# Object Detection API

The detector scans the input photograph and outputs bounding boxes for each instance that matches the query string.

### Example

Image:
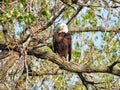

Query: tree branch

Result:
[78,73,106,89]
[110,0,120,3]
[0,26,119,51]
[35,6,66,33]
[108,56,120,72]
[22,65,60,76]
[60,0,76,10]
[78,73,88,90]
[69,26,120,32]
[67,1,88,24]
[27,47,120,76]
[77,3,120,8]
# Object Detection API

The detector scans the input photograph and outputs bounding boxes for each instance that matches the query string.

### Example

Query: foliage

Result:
[0,0,120,90]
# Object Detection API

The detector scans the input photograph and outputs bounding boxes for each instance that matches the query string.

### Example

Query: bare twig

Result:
[67,1,88,25]
[61,0,76,10]
[35,6,66,33]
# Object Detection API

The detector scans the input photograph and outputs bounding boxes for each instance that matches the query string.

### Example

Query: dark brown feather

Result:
[53,31,71,61]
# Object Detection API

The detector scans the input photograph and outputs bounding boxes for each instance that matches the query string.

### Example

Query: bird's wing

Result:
[66,33,72,61]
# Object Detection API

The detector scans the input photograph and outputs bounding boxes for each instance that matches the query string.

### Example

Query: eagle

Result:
[53,23,72,61]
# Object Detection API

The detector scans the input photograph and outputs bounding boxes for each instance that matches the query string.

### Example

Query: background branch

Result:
[36,6,66,33]
[69,26,120,32]
[77,3,120,8]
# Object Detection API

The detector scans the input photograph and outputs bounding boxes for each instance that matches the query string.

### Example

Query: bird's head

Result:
[59,23,68,33]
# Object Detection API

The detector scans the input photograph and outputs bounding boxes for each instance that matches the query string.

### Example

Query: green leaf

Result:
[41,9,50,19]
[89,39,94,46]
[19,3,24,10]
[6,13,12,19]
[72,49,80,57]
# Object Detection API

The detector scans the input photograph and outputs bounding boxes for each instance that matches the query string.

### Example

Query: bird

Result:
[53,23,72,61]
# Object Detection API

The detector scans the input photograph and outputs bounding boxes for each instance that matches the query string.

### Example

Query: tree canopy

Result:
[0,0,120,90]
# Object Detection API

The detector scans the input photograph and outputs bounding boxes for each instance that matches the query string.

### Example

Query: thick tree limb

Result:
[28,47,120,76]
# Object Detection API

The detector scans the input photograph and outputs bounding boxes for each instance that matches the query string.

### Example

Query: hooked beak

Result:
[59,25,63,30]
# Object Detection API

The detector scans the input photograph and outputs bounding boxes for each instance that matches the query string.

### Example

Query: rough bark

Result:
[28,48,120,76]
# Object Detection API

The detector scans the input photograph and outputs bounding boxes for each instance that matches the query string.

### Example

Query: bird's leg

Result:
[61,56,67,61]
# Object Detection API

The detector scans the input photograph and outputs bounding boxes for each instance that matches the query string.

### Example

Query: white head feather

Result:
[59,23,68,33]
